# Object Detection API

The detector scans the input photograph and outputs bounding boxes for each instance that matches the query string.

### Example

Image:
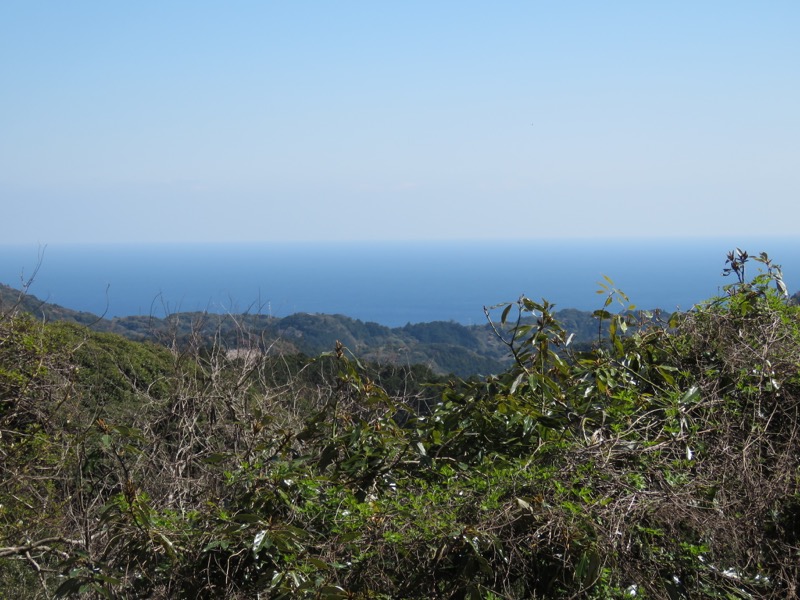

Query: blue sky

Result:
[2,2,799,243]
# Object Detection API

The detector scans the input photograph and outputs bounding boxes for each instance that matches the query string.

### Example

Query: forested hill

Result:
[0,283,604,377]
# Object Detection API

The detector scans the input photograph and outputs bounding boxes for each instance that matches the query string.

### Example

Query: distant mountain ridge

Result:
[1,282,610,377]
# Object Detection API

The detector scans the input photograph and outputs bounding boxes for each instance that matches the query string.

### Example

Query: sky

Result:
[2,2,799,244]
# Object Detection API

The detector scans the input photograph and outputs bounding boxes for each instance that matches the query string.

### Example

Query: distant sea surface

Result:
[1,239,797,327]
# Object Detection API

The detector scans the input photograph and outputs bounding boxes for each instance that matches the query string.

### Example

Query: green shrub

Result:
[3,250,800,598]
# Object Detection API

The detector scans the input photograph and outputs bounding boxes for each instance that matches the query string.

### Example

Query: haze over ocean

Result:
[2,238,797,327]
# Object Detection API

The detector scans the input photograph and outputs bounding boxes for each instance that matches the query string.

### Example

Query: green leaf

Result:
[155,531,177,561]
[233,512,263,524]
[203,540,230,552]
[500,303,513,324]
[253,529,271,554]
[516,497,533,511]
[509,372,525,395]
[680,386,700,404]
[202,453,228,465]
[54,579,85,597]
[318,444,338,470]
[656,366,676,386]
[307,557,330,570]
[318,585,349,599]
[95,573,123,586]
[776,277,788,296]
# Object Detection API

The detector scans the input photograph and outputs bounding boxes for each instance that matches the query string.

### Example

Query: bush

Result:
[2,250,800,598]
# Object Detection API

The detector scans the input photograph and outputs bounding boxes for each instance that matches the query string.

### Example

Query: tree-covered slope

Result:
[2,282,613,377]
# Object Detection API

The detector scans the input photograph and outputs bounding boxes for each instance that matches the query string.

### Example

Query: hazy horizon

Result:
[3,237,797,326]
[3,3,799,245]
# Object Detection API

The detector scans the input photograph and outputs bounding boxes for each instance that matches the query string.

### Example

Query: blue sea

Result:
[1,239,797,327]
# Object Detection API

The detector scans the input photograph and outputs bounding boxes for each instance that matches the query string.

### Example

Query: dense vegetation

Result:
[2,250,800,598]
[0,283,611,377]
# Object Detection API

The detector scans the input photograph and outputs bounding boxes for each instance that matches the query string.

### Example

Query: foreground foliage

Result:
[1,250,799,598]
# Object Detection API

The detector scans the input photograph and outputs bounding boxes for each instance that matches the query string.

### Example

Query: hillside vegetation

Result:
[2,250,800,598]
[0,283,610,378]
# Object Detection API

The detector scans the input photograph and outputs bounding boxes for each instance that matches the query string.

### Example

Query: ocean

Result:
[1,238,797,327]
